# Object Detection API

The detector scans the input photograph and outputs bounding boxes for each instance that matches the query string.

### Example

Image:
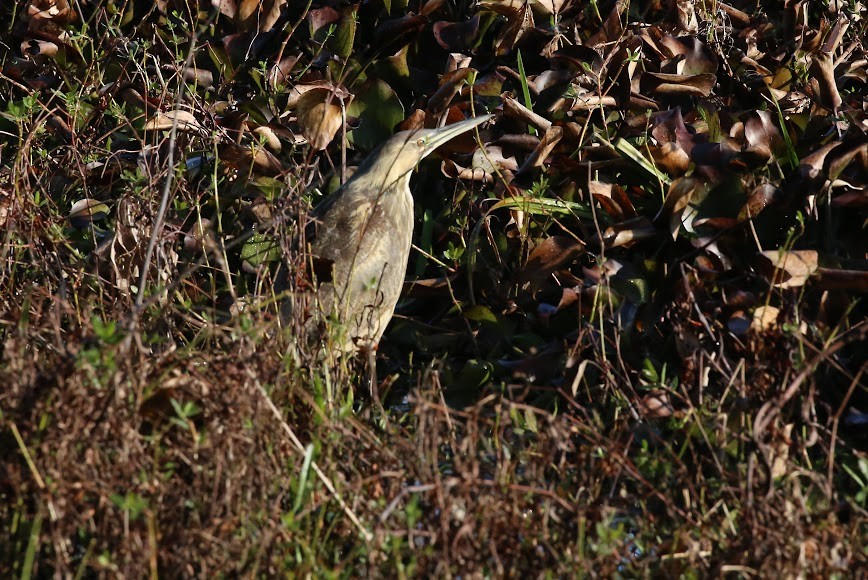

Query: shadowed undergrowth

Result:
[1,0,867,576]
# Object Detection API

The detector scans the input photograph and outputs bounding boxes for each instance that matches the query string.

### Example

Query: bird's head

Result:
[357,114,492,193]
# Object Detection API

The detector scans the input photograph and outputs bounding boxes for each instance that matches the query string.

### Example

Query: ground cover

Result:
[1,0,866,576]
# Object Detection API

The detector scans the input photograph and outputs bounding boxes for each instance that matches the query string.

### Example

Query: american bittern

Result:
[284,114,492,353]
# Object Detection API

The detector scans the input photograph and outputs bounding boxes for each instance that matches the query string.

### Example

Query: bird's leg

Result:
[364,342,389,423]
[367,344,377,398]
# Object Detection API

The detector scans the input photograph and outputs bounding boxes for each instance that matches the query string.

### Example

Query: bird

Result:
[282,113,492,354]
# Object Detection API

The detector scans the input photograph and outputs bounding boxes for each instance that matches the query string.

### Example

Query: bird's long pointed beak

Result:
[423,113,492,154]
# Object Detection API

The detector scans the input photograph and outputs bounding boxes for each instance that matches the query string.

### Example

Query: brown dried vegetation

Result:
[1,0,867,576]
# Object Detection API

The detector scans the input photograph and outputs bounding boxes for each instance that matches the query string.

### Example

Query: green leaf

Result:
[330,5,358,59]
[612,275,650,304]
[611,137,672,186]
[292,444,315,514]
[240,233,281,266]
[516,49,537,136]
[454,359,493,391]
[347,79,404,151]
[464,305,498,324]
[489,196,593,219]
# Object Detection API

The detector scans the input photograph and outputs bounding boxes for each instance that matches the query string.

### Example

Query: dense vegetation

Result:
[1,0,866,576]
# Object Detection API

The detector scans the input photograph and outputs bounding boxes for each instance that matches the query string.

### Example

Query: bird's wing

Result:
[307,186,375,262]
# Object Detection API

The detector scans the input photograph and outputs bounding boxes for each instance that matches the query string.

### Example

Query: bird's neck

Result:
[350,167,413,202]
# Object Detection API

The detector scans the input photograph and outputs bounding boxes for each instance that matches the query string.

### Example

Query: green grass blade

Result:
[516,50,537,136]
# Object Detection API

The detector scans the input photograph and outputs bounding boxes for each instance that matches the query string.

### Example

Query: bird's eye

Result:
[416,137,425,147]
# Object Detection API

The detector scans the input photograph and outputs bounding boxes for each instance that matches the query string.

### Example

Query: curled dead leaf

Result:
[650,141,690,176]
[479,0,535,55]
[441,159,494,183]
[519,235,584,287]
[514,125,563,179]
[752,305,781,332]
[756,250,819,289]
[642,72,716,97]
[179,66,214,88]
[21,39,59,58]
[252,125,281,153]
[809,51,842,110]
[502,95,552,133]
[432,14,481,52]
[472,145,518,174]
[219,142,283,176]
[593,218,656,249]
[655,177,705,239]
[68,198,110,229]
[739,183,782,221]
[236,0,286,32]
[296,87,350,151]
[145,109,204,133]
[427,68,476,116]
[741,110,784,163]
[638,391,674,419]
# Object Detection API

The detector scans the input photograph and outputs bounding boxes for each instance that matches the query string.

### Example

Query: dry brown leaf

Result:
[252,125,281,153]
[268,55,300,89]
[566,92,618,110]
[756,250,819,289]
[751,305,781,332]
[831,189,868,207]
[432,14,481,52]
[741,110,784,162]
[650,141,690,176]
[638,391,674,419]
[473,145,517,173]
[809,51,842,110]
[296,88,348,151]
[428,68,476,115]
[288,80,339,109]
[179,66,214,88]
[659,35,718,76]
[213,0,236,18]
[519,236,584,287]
[26,0,75,26]
[595,218,657,249]
[145,109,203,133]
[586,5,624,47]
[557,287,579,312]
[675,0,698,33]
[441,160,495,184]
[374,13,427,48]
[21,39,59,58]
[306,6,340,39]
[589,181,626,221]
[219,142,284,175]
[515,125,562,176]
[236,0,286,32]
[739,183,782,221]
[642,72,717,97]
[480,0,534,55]
[655,177,704,239]
[502,95,552,133]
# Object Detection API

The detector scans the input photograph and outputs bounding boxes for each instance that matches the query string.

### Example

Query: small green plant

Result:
[110,492,149,522]
[842,457,868,506]
[169,398,202,432]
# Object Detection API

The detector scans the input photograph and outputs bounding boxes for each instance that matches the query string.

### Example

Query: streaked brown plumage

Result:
[284,114,491,353]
